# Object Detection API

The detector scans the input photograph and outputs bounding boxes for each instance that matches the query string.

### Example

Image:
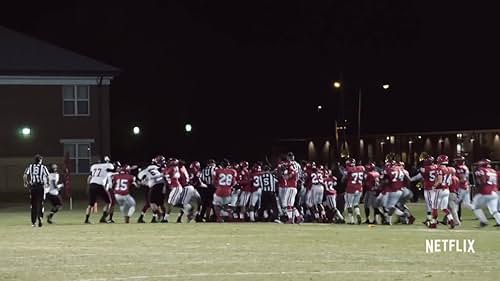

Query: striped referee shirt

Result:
[200,165,216,186]
[24,163,50,186]
[259,172,278,192]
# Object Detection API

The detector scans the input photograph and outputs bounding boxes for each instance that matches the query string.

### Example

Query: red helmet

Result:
[454,156,465,165]
[476,159,491,168]
[252,163,262,172]
[189,161,201,171]
[345,158,356,167]
[436,155,449,165]
[384,159,395,168]
[167,158,179,167]
[422,156,434,166]
[152,155,166,166]
[239,161,249,169]
[232,162,240,170]
[365,162,375,171]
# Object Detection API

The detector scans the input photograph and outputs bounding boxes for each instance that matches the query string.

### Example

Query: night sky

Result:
[1,1,498,162]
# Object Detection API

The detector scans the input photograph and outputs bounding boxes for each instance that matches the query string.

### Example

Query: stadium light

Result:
[132,126,140,135]
[333,81,341,88]
[317,105,322,111]
[382,84,390,90]
[20,127,31,137]
[185,123,192,133]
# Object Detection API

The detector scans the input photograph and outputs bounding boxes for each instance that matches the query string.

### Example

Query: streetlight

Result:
[185,123,192,133]
[20,127,31,137]
[132,126,140,135]
[333,81,341,89]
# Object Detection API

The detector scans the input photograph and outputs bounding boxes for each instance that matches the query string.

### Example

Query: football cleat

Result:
[479,222,488,228]
[408,216,415,225]
[137,217,146,224]
[356,215,362,225]
[448,219,455,229]
[493,224,500,227]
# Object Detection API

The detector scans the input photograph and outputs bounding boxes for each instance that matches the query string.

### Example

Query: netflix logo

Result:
[425,239,476,254]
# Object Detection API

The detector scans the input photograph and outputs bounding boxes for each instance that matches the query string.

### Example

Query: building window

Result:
[63,85,90,116]
[63,142,91,174]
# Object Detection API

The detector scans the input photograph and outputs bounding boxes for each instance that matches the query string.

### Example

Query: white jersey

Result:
[89,163,115,186]
[105,172,117,191]
[48,172,63,196]
[137,165,165,188]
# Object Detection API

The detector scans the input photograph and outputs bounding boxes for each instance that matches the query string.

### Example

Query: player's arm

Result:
[433,171,443,189]
[410,172,423,182]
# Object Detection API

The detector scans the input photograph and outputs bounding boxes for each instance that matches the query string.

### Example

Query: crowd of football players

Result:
[44,152,500,229]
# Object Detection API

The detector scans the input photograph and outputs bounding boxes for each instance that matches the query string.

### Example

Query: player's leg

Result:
[98,186,112,223]
[438,189,454,228]
[386,191,403,225]
[352,191,363,225]
[429,190,439,228]
[484,194,500,226]
[212,194,224,222]
[471,194,488,226]
[423,190,432,223]
[313,185,325,221]
[238,191,249,220]
[345,193,355,224]
[248,189,261,222]
[85,184,98,223]
[448,192,460,226]
[363,191,371,224]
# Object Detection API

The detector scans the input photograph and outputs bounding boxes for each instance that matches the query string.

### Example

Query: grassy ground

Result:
[0,202,499,281]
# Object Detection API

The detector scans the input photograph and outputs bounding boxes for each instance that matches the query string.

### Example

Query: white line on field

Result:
[73,269,490,281]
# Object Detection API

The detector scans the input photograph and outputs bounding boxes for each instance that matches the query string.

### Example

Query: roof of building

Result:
[0,26,119,76]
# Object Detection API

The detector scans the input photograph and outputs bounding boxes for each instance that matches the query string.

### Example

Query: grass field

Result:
[0,202,499,281]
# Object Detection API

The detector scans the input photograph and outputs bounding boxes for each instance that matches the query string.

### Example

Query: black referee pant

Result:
[29,183,44,225]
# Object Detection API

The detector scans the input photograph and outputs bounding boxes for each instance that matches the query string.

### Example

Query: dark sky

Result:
[1,1,498,161]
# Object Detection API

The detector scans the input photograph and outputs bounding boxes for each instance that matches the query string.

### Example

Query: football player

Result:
[447,166,461,226]
[430,155,454,229]
[85,156,115,224]
[105,161,121,223]
[137,156,166,223]
[454,156,473,218]
[363,162,379,224]
[323,169,344,223]
[46,164,63,224]
[212,159,238,222]
[472,159,500,227]
[111,165,138,223]
[343,158,365,224]
[163,158,184,223]
[382,161,409,225]
[278,158,303,224]
[410,155,438,225]
[395,162,415,224]
[241,163,263,222]
[236,161,251,221]
[305,164,325,222]
[175,160,201,223]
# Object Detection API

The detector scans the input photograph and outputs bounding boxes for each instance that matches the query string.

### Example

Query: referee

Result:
[196,159,216,222]
[23,154,49,227]
[259,165,279,222]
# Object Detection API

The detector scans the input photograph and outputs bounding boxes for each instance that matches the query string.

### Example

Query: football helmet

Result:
[345,158,356,167]
[476,159,491,168]
[454,156,465,165]
[365,162,375,171]
[190,161,201,171]
[422,155,434,166]
[240,161,249,169]
[436,155,449,165]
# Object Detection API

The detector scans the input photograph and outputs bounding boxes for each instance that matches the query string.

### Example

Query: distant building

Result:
[274,129,500,167]
[0,26,119,198]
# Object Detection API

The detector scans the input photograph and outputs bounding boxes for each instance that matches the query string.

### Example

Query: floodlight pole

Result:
[357,88,362,161]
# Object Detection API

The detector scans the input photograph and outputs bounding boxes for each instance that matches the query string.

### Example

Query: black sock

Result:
[109,212,114,220]
[364,208,370,220]
[85,214,90,221]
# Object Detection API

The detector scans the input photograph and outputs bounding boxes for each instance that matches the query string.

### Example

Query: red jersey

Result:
[112,173,135,196]
[324,175,337,195]
[420,165,439,190]
[179,166,190,187]
[248,171,262,192]
[214,168,237,197]
[364,171,380,192]
[450,175,460,193]
[239,168,253,192]
[346,166,365,193]
[436,166,452,190]
[278,163,298,188]
[388,166,406,192]
[474,167,498,195]
[455,164,470,190]
[164,166,182,188]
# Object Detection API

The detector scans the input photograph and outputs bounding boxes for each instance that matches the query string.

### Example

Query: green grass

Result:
[0,203,499,281]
